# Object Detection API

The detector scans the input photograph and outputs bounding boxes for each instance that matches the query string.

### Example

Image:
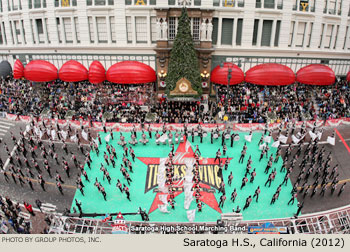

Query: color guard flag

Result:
[292,135,300,144]
[264,135,271,143]
[278,134,288,144]
[244,134,252,142]
[104,134,111,143]
[327,136,335,146]
[81,130,88,141]
[271,140,280,148]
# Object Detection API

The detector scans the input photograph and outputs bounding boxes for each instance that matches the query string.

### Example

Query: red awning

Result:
[24,60,58,82]
[106,61,156,84]
[245,63,295,86]
[296,64,335,85]
[13,59,24,79]
[88,61,106,84]
[346,71,350,82]
[210,62,244,85]
[58,60,88,82]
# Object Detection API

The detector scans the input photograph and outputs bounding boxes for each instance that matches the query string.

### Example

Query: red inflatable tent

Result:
[106,61,156,84]
[210,62,244,85]
[346,71,350,82]
[296,64,335,85]
[58,60,88,82]
[88,61,106,84]
[24,60,58,82]
[13,59,24,79]
[245,63,295,86]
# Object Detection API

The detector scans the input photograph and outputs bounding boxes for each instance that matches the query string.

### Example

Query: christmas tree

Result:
[166,8,202,96]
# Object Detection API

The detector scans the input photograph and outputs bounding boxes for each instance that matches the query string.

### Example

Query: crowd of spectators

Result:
[1,78,349,124]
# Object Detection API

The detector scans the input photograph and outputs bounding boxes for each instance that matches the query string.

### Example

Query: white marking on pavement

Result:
[0,125,10,129]
[2,129,27,172]
[0,120,15,126]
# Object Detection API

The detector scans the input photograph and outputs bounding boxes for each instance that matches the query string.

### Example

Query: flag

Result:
[317,131,322,140]
[244,134,252,142]
[187,209,196,222]
[93,137,99,145]
[259,143,266,150]
[271,141,280,148]
[158,195,168,205]
[61,131,67,140]
[309,131,317,141]
[34,126,40,136]
[278,134,288,144]
[158,204,169,213]
[39,130,43,139]
[82,131,88,141]
[104,134,110,143]
[292,135,300,144]
[70,135,78,143]
[264,135,271,143]
[25,125,31,133]
[327,136,335,146]
[51,129,56,140]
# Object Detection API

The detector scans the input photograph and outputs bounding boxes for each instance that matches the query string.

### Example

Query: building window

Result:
[212,17,218,45]
[1,22,7,44]
[57,0,77,7]
[295,22,306,47]
[274,20,281,46]
[9,21,15,44]
[192,17,200,41]
[343,26,348,49]
[45,18,50,43]
[288,21,295,47]
[56,18,62,43]
[126,16,132,43]
[261,20,273,46]
[236,18,243,46]
[36,19,44,43]
[21,20,26,44]
[63,18,73,43]
[110,16,116,43]
[307,22,313,47]
[252,19,259,46]
[74,17,80,43]
[264,0,275,8]
[150,16,157,43]
[324,24,334,48]
[88,16,95,43]
[333,25,339,49]
[221,18,233,45]
[168,17,177,41]
[14,20,22,44]
[96,17,107,43]
[135,17,147,43]
[319,23,325,48]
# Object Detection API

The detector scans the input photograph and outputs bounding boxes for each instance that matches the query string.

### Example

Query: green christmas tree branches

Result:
[165,8,202,97]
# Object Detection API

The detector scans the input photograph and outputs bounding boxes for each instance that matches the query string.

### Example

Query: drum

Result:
[180,137,184,143]
[175,138,179,144]
[194,132,199,136]
[156,139,159,145]
[169,139,173,145]
[234,135,240,141]
[225,134,230,139]
[203,132,208,137]
[214,134,218,139]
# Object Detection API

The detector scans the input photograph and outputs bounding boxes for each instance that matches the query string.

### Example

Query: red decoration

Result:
[106,61,156,84]
[210,62,244,85]
[24,60,58,82]
[245,63,295,86]
[13,59,24,79]
[58,60,88,82]
[346,71,350,82]
[88,61,106,84]
[296,64,335,85]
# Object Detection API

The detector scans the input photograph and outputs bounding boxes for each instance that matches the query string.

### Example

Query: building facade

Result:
[1,0,350,90]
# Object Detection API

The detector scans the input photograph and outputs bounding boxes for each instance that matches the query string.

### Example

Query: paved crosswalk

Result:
[0,119,15,140]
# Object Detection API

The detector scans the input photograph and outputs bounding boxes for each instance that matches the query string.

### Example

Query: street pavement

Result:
[0,119,350,230]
